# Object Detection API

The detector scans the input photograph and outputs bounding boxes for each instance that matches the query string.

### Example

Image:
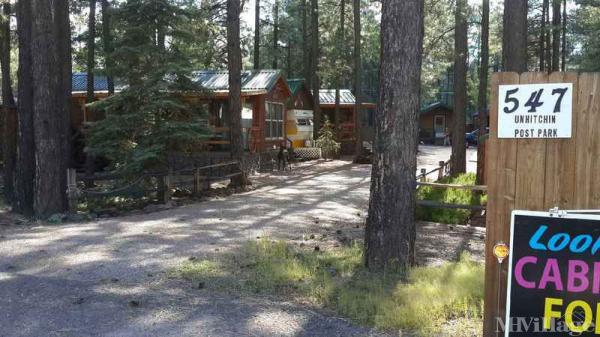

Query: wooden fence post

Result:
[420,168,426,182]
[193,164,200,196]
[161,168,172,204]
[66,168,78,213]
[438,161,445,181]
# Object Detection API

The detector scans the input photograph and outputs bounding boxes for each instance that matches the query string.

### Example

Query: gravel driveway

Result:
[0,148,483,337]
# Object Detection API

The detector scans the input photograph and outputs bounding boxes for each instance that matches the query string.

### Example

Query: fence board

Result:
[515,72,548,211]
[483,72,600,336]
[574,73,600,208]
[544,72,579,209]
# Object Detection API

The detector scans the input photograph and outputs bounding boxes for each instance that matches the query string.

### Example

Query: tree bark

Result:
[272,0,279,69]
[101,0,114,94]
[253,0,260,69]
[539,0,548,71]
[561,0,566,71]
[545,2,551,71]
[452,0,468,175]
[476,0,489,184]
[15,0,35,216]
[227,0,249,186]
[1,2,16,204]
[87,0,96,103]
[85,0,97,185]
[302,0,310,87]
[31,0,70,217]
[310,0,321,137]
[334,0,346,139]
[551,0,561,71]
[502,0,528,72]
[352,0,363,159]
[365,0,424,271]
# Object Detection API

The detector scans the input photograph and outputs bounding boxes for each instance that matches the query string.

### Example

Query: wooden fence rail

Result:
[67,161,241,211]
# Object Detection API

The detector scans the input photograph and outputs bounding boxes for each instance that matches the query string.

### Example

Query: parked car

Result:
[465,128,489,147]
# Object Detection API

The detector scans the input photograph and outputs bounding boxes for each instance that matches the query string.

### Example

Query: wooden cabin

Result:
[69,70,292,154]
[419,102,454,145]
[286,79,315,148]
[190,70,292,152]
[318,89,376,155]
[70,73,114,129]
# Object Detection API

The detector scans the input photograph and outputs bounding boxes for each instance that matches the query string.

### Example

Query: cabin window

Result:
[265,102,284,139]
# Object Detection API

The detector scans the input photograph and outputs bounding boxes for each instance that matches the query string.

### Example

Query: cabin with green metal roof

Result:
[70,70,292,153]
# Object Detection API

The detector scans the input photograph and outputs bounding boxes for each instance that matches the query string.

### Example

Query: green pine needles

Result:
[316,117,341,159]
[87,0,212,174]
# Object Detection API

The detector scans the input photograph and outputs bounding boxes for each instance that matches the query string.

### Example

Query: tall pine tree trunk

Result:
[502,0,528,72]
[551,0,561,71]
[15,0,35,216]
[56,0,72,189]
[365,0,424,271]
[545,5,551,72]
[302,0,311,89]
[31,0,70,217]
[452,0,467,175]
[540,0,547,71]
[101,0,114,94]
[352,0,363,159]
[253,0,260,69]
[85,0,97,185]
[310,0,320,137]
[87,0,96,103]
[1,2,16,204]
[272,0,279,69]
[477,0,489,184]
[561,0,566,71]
[334,0,346,139]
[227,0,249,187]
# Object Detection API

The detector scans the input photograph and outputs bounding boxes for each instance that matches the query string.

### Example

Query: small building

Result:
[69,70,292,153]
[419,102,453,145]
[318,89,376,155]
[191,69,292,152]
[70,73,115,129]
[286,79,315,148]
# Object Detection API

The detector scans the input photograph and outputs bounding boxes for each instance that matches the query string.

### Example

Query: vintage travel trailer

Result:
[286,109,314,147]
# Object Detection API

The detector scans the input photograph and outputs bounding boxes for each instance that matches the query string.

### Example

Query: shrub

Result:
[416,173,486,224]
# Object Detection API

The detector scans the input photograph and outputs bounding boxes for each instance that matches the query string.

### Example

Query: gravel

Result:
[0,148,482,337]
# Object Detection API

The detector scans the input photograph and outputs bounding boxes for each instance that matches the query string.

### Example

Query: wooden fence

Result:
[415,159,487,211]
[483,72,600,336]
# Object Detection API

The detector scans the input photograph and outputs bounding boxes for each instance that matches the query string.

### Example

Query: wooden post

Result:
[420,168,426,182]
[205,158,213,190]
[193,164,200,196]
[438,161,445,181]
[66,168,78,213]
[161,168,172,204]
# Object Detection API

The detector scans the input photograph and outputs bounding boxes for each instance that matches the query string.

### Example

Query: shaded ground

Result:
[0,148,484,337]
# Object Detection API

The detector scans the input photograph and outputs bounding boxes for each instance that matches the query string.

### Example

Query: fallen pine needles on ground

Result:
[172,239,484,337]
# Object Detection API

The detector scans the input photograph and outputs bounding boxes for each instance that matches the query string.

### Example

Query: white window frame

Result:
[265,101,285,140]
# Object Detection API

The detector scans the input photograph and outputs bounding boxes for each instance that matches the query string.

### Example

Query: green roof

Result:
[287,78,305,96]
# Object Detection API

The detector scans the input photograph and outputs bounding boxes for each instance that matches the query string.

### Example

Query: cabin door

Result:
[434,115,446,139]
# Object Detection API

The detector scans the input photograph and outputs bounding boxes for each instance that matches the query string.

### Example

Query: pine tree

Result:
[87,0,211,174]
[316,118,341,160]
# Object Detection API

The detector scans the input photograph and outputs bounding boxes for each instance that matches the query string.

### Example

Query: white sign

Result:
[498,83,573,138]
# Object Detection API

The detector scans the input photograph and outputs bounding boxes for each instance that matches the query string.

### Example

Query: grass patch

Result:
[173,239,484,337]
[416,173,486,224]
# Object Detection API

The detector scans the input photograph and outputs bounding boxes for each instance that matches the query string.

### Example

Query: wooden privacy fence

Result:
[483,72,600,336]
